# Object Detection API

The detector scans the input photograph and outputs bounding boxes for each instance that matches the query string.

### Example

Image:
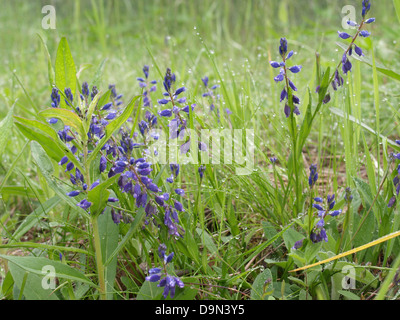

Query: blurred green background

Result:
[1,0,399,114]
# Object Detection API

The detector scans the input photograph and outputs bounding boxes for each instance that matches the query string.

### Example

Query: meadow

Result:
[0,0,400,301]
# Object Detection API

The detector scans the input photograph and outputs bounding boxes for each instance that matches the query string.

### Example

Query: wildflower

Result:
[270,38,301,117]
[58,156,68,166]
[77,199,92,210]
[335,1,374,82]
[338,31,352,39]
[270,157,277,165]
[145,245,185,299]
[292,239,304,250]
[362,0,371,17]
[82,82,90,97]
[198,165,206,179]
[308,164,318,188]
[64,88,73,106]
[66,190,80,197]
[309,194,342,243]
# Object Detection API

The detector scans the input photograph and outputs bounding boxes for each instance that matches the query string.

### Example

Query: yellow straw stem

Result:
[290,231,400,273]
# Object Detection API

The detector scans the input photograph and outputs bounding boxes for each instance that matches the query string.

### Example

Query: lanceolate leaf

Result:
[55,37,77,107]
[30,141,89,220]
[39,108,85,138]
[0,254,95,286]
[15,122,84,173]
[87,174,120,217]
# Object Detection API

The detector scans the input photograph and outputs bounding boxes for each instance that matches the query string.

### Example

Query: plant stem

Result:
[91,216,106,300]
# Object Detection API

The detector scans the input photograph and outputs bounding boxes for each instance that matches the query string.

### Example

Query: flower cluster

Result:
[270,38,302,118]
[49,66,187,239]
[145,244,184,299]
[157,68,205,157]
[137,65,157,108]
[309,195,342,244]
[335,1,375,86]
[201,76,224,119]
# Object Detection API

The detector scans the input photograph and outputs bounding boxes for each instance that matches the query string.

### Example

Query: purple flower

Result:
[359,30,371,38]
[66,190,80,197]
[164,252,174,264]
[338,31,352,39]
[365,17,375,24]
[286,51,294,60]
[158,99,170,105]
[65,162,75,172]
[362,0,371,17]
[274,74,285,82]
[175,188,185,196]
[100,156,107,173]
[270,61,283,68]
[198,165,206,179]
[346,20,358,27]
[159,109,173,117]
[388,197,396,208]
[280,88,288,102]
[284,104,291,118]
[288,65,302,74]
[309,164,318,188]
[58,156,68,166]
[77,199,92,210]
[202,76,209,87]
[105,112,117,120]
[89,180,100,190]
[291,239,304,250]
[312,203,324,211]
[174,87,186,96]
[329,210,342,217]
[279,38,288,56]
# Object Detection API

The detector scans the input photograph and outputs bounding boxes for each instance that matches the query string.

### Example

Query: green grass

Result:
[1,0,400,301]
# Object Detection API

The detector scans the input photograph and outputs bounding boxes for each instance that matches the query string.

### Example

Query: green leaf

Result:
[0,106,14,162]
[55,37,77,106]
[0,242,90,256]
[0,254,95,287]
[98,208,119,300]
[196,228,217,256]
[283,228,304,251]
[338,290,361,300]
[39,108,85,138]
[104,207,146,266]
[87,174,120,217]
[250,268,273,300]
[136,280,163,300]
[84,91,102,133]
[14,116,59,141]
[87,95,140,164]
[30,141,89,220]
[15,122,84,173]
[15,116,84,170]
[15,122,64,163]
[9,263,59,300]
